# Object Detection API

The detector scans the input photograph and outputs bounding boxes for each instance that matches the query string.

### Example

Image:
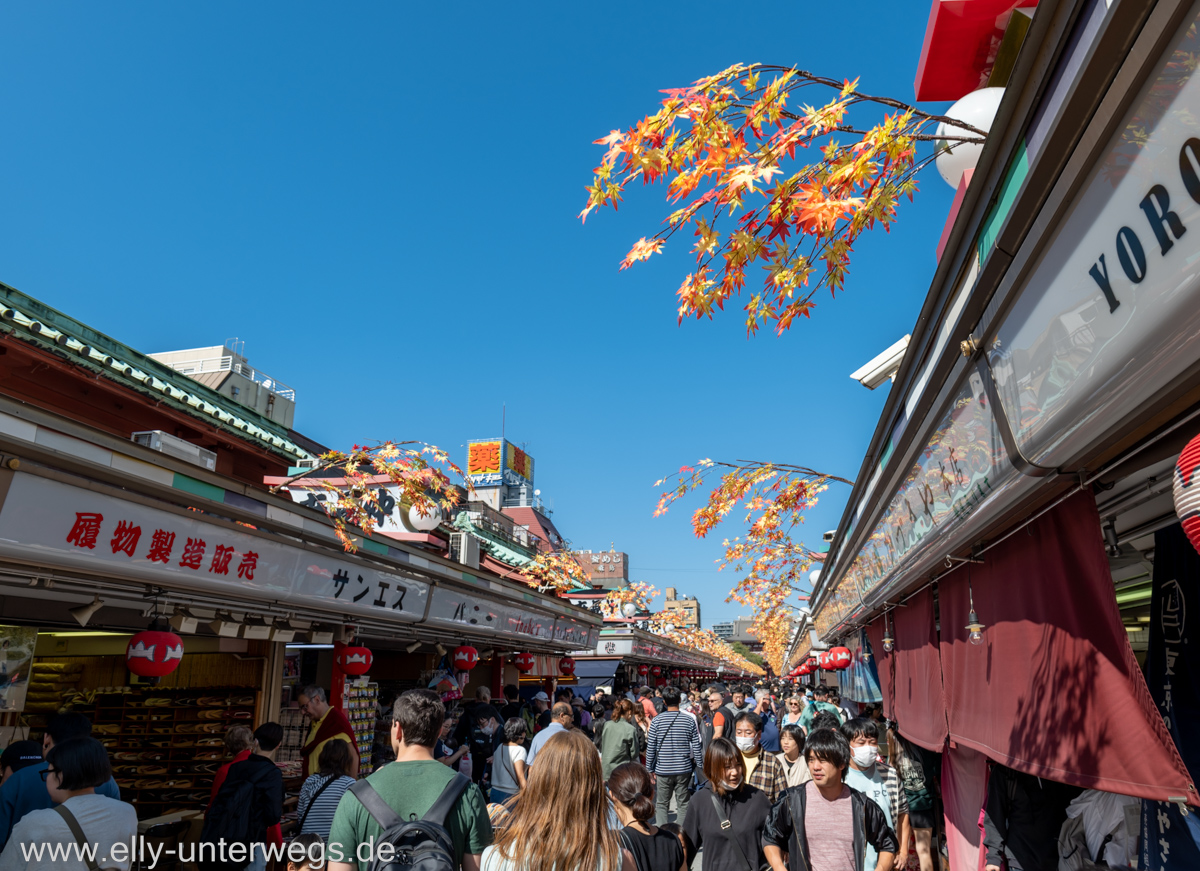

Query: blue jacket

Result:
[0,760,120,850]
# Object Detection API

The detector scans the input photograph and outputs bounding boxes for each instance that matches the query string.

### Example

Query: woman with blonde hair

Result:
[481,729,636,871]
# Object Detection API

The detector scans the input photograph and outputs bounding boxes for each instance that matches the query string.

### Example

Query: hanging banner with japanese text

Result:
[1141,524,1200,871]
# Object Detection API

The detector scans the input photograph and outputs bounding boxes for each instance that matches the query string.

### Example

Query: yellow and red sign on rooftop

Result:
[467,439,535,488]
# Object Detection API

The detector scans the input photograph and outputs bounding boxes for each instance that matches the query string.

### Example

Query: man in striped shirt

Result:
[645,686,704,826]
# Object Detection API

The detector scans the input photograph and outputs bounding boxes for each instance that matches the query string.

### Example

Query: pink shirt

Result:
[804,781,855,871]
[640,698,657,720]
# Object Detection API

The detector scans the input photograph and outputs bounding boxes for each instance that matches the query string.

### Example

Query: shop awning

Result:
[572,658,622,681]
[939,490,1196,805]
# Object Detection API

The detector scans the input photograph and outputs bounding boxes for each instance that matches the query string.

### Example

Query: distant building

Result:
[711,621,734,640]
[661,587,701,629]
[149,339,296,428]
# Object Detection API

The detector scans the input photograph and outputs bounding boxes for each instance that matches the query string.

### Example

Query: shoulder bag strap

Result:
[499,746,519,790]
[350,779,404,829]
[708,792,754,871]
[619,829,646,871]
[54,804,101,871]
[423,772,471,826]
[298,775,339,831]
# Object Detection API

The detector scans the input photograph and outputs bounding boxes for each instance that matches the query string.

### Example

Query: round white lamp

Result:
[622,602,638,619]
[407,503,443,532]
[934,87,1005,188]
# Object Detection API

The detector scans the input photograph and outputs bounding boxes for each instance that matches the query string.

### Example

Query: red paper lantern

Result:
[453,645,479,670]
[126,628,184,678]
[637,663,649,677]
[337,645,373,676]
[558,656,576,676]
[650,665,662,678]
[828,647,853,670]
[513,652,536,673]
[1174,433,1200,554]
[670,668,680,678]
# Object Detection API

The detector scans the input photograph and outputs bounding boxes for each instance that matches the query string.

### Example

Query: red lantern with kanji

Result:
[670,668,680,679]
[817,651,832,670]
[337,645,373,676]
[513,652,536,673]
[637,663,649,677]
[558,656,576,676]
[828,647,853,670]
[453,645,479,670]
[126,627,184,678]
[1174,433,1200,554]
[650,665,662,678]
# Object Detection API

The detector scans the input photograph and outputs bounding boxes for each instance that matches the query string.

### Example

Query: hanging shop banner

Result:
[1141,524,1200,870]
[836,629,882,705]
[990,6,1200,469]
[0,625,37,713]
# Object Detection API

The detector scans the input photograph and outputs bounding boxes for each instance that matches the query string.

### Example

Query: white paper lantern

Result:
[935,88,1005,188]
[408,503,443,532]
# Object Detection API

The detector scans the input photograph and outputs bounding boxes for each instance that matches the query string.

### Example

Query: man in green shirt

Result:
[328,689,492,871]
[798,686,844,733]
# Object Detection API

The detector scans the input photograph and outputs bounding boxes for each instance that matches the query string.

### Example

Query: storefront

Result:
[570,627,732,694]
[802,0,1200,866]
[0,392,600,817]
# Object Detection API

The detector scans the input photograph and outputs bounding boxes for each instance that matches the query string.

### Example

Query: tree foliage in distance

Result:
[580,63,984,336]
[271,442,467,552]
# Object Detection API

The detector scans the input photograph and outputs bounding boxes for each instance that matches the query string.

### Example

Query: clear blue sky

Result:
[1,2,954,627]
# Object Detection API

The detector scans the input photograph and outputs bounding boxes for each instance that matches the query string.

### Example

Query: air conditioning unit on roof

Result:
[131,430,217,472]
[449,532,481,569]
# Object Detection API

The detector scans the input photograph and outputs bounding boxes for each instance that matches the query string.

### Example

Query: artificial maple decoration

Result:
[601,583,659,619]
[654,458,851,675]
[516,549,591,595]
[581,64,985,337]
[270,441,469,552]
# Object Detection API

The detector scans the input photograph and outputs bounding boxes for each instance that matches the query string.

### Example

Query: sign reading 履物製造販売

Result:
[466,439,534,488]
[0,472,601,647]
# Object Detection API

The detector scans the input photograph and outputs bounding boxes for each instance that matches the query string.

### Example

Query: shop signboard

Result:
[284,482,443,536]
[816,372,1013,637]
[989,8,1200,469]
[574,550,629,583]
[466,439,535,488]
[0,473,588,645]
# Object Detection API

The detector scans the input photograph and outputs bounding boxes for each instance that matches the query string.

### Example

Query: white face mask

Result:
[852,745,877,767]
[735,736,757,752]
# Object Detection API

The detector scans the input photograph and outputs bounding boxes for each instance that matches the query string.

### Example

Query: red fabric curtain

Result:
[892,586,949,752]
[939,489,1195,804]
[865,617,894,719]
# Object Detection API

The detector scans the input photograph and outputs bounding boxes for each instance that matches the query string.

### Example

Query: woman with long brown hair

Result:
[482,728,636,871]
[601,699,642,780]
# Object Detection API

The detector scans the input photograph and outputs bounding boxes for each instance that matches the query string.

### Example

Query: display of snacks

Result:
[342,678,377,772]
[86,686,257,818]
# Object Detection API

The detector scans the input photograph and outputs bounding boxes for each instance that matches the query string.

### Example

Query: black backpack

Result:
[350,773,470,871]
[199,778,258,871]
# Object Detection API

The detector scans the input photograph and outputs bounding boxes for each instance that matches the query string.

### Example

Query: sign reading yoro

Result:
[467,439,535,488]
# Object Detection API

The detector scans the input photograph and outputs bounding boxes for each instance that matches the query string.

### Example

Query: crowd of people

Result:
[0,680,917,871]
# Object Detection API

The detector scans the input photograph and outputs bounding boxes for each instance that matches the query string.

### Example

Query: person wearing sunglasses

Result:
[0,737,136,870]
[780,697,804,728]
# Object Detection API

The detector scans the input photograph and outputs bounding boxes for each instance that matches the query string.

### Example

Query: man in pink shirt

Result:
[638,686,657,720]
[762,728,897,871]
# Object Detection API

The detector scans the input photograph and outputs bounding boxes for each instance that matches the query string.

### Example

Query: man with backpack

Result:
[328,688,492,871]
[201,722,284,871]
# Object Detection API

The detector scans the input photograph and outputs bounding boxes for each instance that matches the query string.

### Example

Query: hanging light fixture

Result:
[966,576,986,646]
[882,612,895,653]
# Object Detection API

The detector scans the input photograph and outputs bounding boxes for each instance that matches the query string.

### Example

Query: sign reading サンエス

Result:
[467,439,534,488]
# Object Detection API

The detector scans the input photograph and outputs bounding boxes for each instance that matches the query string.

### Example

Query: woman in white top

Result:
[0,737,137,871]
[481,729,635,871]
[775,724,811,789]
[490,717,528,804]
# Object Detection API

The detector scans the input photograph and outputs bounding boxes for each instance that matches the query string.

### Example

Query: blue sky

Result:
[1,2,955,627]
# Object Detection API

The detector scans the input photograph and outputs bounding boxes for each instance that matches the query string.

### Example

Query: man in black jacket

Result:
[982,763,1081,871]
[763,728,897,871]
[203,722,284,871]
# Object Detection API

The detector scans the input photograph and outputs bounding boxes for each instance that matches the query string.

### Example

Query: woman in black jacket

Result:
[682,737,772,871]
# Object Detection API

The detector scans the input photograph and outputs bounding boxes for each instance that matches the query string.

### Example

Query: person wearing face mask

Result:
[468,705,504,789]
[762,728,897,871]
[840,719,909,871]
[733,712,788,805]
[682,738,771,871]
